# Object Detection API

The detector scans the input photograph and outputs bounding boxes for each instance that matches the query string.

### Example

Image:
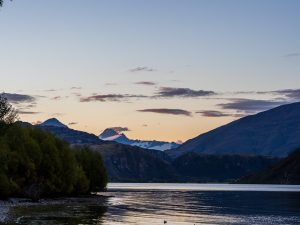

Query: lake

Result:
[2,183,300,224]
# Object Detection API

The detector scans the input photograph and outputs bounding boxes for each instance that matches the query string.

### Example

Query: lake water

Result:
[3,183,300,225]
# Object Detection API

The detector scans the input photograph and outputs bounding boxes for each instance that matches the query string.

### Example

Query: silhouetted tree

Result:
[0,95,19,124]
[0,0,12,7]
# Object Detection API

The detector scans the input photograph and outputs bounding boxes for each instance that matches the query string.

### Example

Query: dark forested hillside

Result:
[89,143,179,182]
[238,148,300,184]
[173,152,279,182]
[85,142,278,183]
[0,122,107,200]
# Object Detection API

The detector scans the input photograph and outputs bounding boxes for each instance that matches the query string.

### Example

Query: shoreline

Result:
[0,194,109,223]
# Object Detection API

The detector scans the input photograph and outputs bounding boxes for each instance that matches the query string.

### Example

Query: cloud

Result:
[283,52,300,58]
[105,83,117,86]
[72,92,82,97]
[155,87,215,98]
[17,111,41,115]
[129,66,156,73]
[135,81,157,86]
[43,89,58,92]
[196,110,246,118]
[32,121,42,125]
[110,127,130,133]
[51,96,61,101]
[196,110,232,117]
[68,122,78,126]
[218,98,287,113]
[51,113,65,117]
[70,87,82,90]
[273,89,300,100]
[1,93,36,104]
[137,108,192,116]
[80,94,147,102]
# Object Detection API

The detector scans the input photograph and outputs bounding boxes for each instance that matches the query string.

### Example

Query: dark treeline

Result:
[0,122,108,200]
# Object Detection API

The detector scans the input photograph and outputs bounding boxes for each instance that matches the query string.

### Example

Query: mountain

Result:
[40,118,68,128]
[86,143,277,183]
[238,148,300,184]
[33,118,278,183]
[173,152,279,183]
[167,102,300,158]
[38,118,103,145]
[87,143,178,182]
[99,128,180,151]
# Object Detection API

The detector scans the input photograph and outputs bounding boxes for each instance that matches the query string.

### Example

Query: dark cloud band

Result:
[138,108,192,116]
[1,93,36,104]
[155,87,215,98]
[218,98,287,113]
[129,66,156,73]
[80,94,147,102]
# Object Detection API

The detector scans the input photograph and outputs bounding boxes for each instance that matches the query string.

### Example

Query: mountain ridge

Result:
[167,102,300,158]
[99,128,180,151]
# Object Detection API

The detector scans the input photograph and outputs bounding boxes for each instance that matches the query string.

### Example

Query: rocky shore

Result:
[0,194,108,224]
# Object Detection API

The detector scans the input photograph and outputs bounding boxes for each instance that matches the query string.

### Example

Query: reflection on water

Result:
[4,184,300,225]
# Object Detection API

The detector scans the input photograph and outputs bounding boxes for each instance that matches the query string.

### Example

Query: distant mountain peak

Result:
[98,127,180,151]
[99,128,123,140]
[40,118,68,128]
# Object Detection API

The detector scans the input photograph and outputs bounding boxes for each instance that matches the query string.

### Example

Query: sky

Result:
[0,0,300,142]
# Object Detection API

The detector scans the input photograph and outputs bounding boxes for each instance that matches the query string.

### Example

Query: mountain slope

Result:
[88,143,178,182]
[99,128,180,151]
[173,152,278,182]
[167,102,300,158]
[238,148,300,184]
[38,119,103,145]
[40,118,68,128]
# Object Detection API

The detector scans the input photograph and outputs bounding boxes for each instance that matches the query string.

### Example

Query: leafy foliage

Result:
[0,123,107,199]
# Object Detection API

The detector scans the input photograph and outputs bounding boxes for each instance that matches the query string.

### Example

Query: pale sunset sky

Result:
[1,0,300,142]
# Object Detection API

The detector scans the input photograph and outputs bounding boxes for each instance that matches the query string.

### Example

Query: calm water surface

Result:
[4,183,300,225]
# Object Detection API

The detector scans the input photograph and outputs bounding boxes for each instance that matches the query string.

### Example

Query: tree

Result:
[0,95,18,124]
[0,0,11,7]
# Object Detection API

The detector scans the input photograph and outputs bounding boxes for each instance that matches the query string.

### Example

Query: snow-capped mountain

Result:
[99,128,180,151]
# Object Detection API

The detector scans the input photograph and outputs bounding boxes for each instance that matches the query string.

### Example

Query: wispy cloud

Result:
[283,52,300,58]
[1,93,36,104]
[196,110,245,118]
[196,110,232,117]
[51,96,62,101]
[110,127,130,133]
[273,89,300,100]
[138,108,192,116]
[18,111,41,115]
[218,98,287,113]
[71,87,82,90]
[43,89,58,92]
[130,66,156,73]
[51,113,65,117]
[80,94,147,102]
[68,122,78,126]
[155,87,216,98]
[135,81,157,86]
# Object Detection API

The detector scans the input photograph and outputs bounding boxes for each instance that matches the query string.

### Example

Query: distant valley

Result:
[23,102,300,184]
